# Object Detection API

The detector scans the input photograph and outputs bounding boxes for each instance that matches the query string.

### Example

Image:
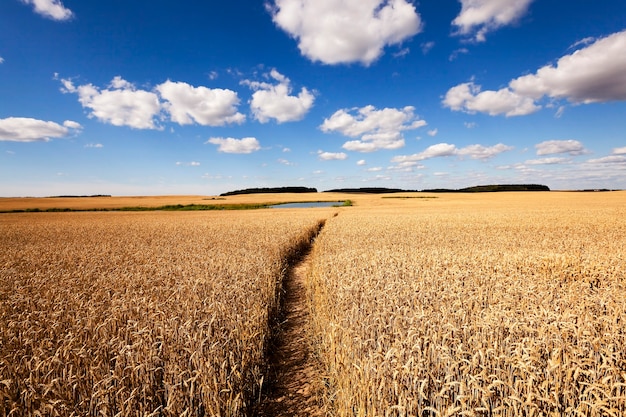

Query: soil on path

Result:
[254,249,326,417]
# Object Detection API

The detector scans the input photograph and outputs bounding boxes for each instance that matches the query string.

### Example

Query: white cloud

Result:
[524,157,571,165]
[242,69,314,123]
[453,0,534,42]
[62,76,247,129]
[206,137,261,154]
[0,57,4,64]
[427,128,438,137]
[393,48,410,58]
[278,158,295,166]
[366,167,383,172]
[510,30,626,103]
[318,150,348,161]
[392,143,457,165]
[62,120,82,130]
[444,31,626,117]
[443,82,540,116]
[569,37,596,50]
[449,48,469,61]
[391,142,512,166]
[421,42,435,54]
[612,147,626,155]
[61,77,161,130]
[457,143,514,159]
[85,143,103,149]
[20,0,73,21]
[157,80,245,126]
[176,161,201,166]
[587,155,626,164]
[0,117,81,142]
[535,140,587,156]
[268,0,422,65]
[357,159,367,166]
[321,105,427,152]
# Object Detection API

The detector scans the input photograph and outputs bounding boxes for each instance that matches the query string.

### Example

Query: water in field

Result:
[269,201,343,208]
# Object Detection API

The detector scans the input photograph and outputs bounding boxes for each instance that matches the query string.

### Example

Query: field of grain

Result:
[308,192,626,416]
[2,192,625,416]
[0,210,328,416]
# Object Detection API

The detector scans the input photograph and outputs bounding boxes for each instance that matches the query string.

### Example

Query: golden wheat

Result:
[0,210,327,416]
[308,192,626,416]
[3,192,625,416]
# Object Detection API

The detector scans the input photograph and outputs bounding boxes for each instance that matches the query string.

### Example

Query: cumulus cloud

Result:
[318,150,348,161]
[444,31,626,116]
[268,0,422,65]
[61,77,161,129]
[321,105,426,152]
[510,31,626,103]
[613,147,626,155]
[535,140,587,156]
[357,159,367,166]
[524,157,571,165]
[20,0,73,21]
[457,143,513,159]
[427,128,438,137]
[242,69,314,123]
[157,80,245,126]
[453,0,534,42]
[206,137,261,154]
[0,117,81,142]
[587,155,626,164]
[62,76,247,129]
[391,142,512,167]
[443,82,540,116]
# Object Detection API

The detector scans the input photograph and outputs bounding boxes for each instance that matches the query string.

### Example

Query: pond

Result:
[269,201,344,209]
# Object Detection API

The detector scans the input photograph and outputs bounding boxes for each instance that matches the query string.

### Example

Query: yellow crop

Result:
[308,192,626,416]
[0,210,326,416]
[2,192,625,416]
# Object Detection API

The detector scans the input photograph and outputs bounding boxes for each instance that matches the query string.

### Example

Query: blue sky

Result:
[1,0,626,196]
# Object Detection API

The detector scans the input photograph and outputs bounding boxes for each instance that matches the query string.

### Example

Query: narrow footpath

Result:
[254,247,326,417]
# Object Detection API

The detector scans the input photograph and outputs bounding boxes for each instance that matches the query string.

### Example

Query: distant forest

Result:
[325,185,550,193]
[219,184,551,196]
[220,186,318,196]
[423,184,550,193]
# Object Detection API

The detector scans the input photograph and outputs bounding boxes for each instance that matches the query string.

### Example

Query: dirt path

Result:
[254,248,326,417]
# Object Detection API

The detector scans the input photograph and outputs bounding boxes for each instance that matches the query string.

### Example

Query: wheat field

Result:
[0,210,327,416]
[1,192,625,416]
[308,192,626,416]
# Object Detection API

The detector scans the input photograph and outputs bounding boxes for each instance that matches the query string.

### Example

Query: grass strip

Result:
[1,201,352,213]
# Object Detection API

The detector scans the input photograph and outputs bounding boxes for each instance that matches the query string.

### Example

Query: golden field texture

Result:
[0,210,327,416]
[308,192,626,416]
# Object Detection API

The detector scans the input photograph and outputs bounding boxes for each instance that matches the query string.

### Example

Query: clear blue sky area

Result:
[1,0,625,195]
